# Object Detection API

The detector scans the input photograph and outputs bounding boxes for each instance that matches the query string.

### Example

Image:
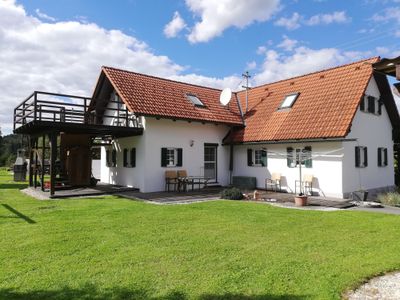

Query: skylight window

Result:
[186,94,205,107]
[279,93,300,109]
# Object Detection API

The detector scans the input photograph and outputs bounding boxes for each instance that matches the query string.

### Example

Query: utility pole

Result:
[242,71,251,113]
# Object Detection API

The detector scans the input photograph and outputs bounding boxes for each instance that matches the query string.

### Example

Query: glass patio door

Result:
[204,144,217,182]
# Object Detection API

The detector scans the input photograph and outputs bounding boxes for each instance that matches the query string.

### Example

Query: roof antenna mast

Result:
[242,71,251,113]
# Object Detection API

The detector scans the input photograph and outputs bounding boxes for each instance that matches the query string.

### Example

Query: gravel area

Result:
[346,272,400,300]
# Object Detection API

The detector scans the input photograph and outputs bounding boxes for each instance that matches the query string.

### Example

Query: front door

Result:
[204,144,217,183]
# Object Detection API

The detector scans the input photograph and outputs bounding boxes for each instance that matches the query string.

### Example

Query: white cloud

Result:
[163,11,186,38]
[275,11,350,30]
[304,11,351,25]
[0,0,185,133]
[277,35,298,51]
[274,12,302,30]
[169,73,241,90]
[246,61,257,70]
[256,46,267,55]
[372,7,400,23]
[35,8,56,22]
[185,0,281,43]
[253,46,371,86]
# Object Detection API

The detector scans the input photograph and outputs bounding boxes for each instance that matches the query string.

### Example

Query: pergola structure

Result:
[13,91,143,197]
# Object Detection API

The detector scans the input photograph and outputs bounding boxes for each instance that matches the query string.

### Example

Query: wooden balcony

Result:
[13,91,143,137]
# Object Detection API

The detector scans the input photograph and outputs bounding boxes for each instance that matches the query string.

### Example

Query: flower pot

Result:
[294,195,308,206]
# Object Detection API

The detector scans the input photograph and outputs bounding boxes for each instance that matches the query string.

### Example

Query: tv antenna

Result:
[242,71,251,113]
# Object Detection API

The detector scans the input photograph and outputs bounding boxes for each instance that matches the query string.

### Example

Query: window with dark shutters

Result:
[261,150,267,167]
[247,149,253,166]
[161,147,182,167]
[378,147,388,167]
[384,148,388,166]
[360,97,365,111]
[355,146,368,168]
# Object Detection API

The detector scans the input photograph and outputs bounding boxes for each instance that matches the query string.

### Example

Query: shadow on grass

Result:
[0,285,308,300]
[1,204,36,224]
[0,182,28,190]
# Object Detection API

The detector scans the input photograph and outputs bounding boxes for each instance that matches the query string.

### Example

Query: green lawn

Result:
[1,169,400,299]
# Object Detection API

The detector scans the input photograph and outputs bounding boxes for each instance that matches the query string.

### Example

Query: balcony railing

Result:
[13,91,142,131]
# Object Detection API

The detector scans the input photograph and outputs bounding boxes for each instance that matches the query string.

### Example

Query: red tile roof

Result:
[101,67,243,125]
[227,57,380,143]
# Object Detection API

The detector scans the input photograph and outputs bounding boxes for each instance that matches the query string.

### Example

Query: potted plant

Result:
[295,193,308,206]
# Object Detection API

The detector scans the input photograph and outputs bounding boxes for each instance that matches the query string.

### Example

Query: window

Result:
[123,148,136,168]
[355,146,368,168]
[378,147,388,167]
[279,93,300,109]
[161,148,183,167]
[247,149,267,167]
[186,94,205,107]
[360,95,381,115]
[287,147,312,168]
[106,149,117,167]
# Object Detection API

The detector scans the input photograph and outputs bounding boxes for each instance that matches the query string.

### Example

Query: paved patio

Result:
[119,188,355,208]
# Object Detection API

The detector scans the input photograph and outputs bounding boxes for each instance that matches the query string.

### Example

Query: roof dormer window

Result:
[186,93,205,107]
[279,93,300,109]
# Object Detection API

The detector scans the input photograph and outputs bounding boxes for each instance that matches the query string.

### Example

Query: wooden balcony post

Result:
[33,92,37,121]
[29,137,34,187]
[41,135,46,191]
[49,133,57,197]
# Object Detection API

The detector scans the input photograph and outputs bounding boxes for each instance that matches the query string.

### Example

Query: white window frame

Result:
[360,94,381,116]
[252,149,267,167]
[166,148,178,167]
[279,93,300,109]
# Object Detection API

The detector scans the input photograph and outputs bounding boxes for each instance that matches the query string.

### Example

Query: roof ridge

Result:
[102,66,225,92]
[245,56,380,92]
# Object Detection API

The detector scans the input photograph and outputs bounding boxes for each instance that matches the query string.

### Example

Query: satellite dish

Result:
[220,88,232,106]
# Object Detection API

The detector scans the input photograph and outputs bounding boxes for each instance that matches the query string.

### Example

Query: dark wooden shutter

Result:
[130,148,136,167]
[304,146,312,168]
[360,96,365,111]
[161,148,168,167]
[261,150,267,166]
[364,147,368,167]
[177,148,183,167]
[247,149,253,166]
[287,147,294,167]
[355,146,360,167]
[106,150,110,167]
[378,148,382,167]
[384,148,388,166]
[378,99,382,115]
[368,96,375,114]
[123,149,128,167]
[112,149,117,167]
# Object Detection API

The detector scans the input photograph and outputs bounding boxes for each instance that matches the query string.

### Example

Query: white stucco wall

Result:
[91,159,101,179]
[101,117,231,192]
[232,142,344,198]
[343,77,395,195]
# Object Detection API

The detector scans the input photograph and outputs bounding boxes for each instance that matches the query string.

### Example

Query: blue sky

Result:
[0,0,399,133]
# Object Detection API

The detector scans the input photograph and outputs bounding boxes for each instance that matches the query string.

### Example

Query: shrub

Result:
[377,192,400,207]
[220,187,244,200]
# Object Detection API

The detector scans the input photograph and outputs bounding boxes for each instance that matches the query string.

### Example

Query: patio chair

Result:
[265,173,281,192]
[165,170,178,192]
[295,174,313,195]
[177,170,194,192]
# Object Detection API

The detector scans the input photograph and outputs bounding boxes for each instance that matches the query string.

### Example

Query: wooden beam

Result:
[28,137,34,187]
[49,133,57,196]
[41,135,45,191]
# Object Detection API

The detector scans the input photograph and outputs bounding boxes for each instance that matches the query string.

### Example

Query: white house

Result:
[90,57,399,198]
